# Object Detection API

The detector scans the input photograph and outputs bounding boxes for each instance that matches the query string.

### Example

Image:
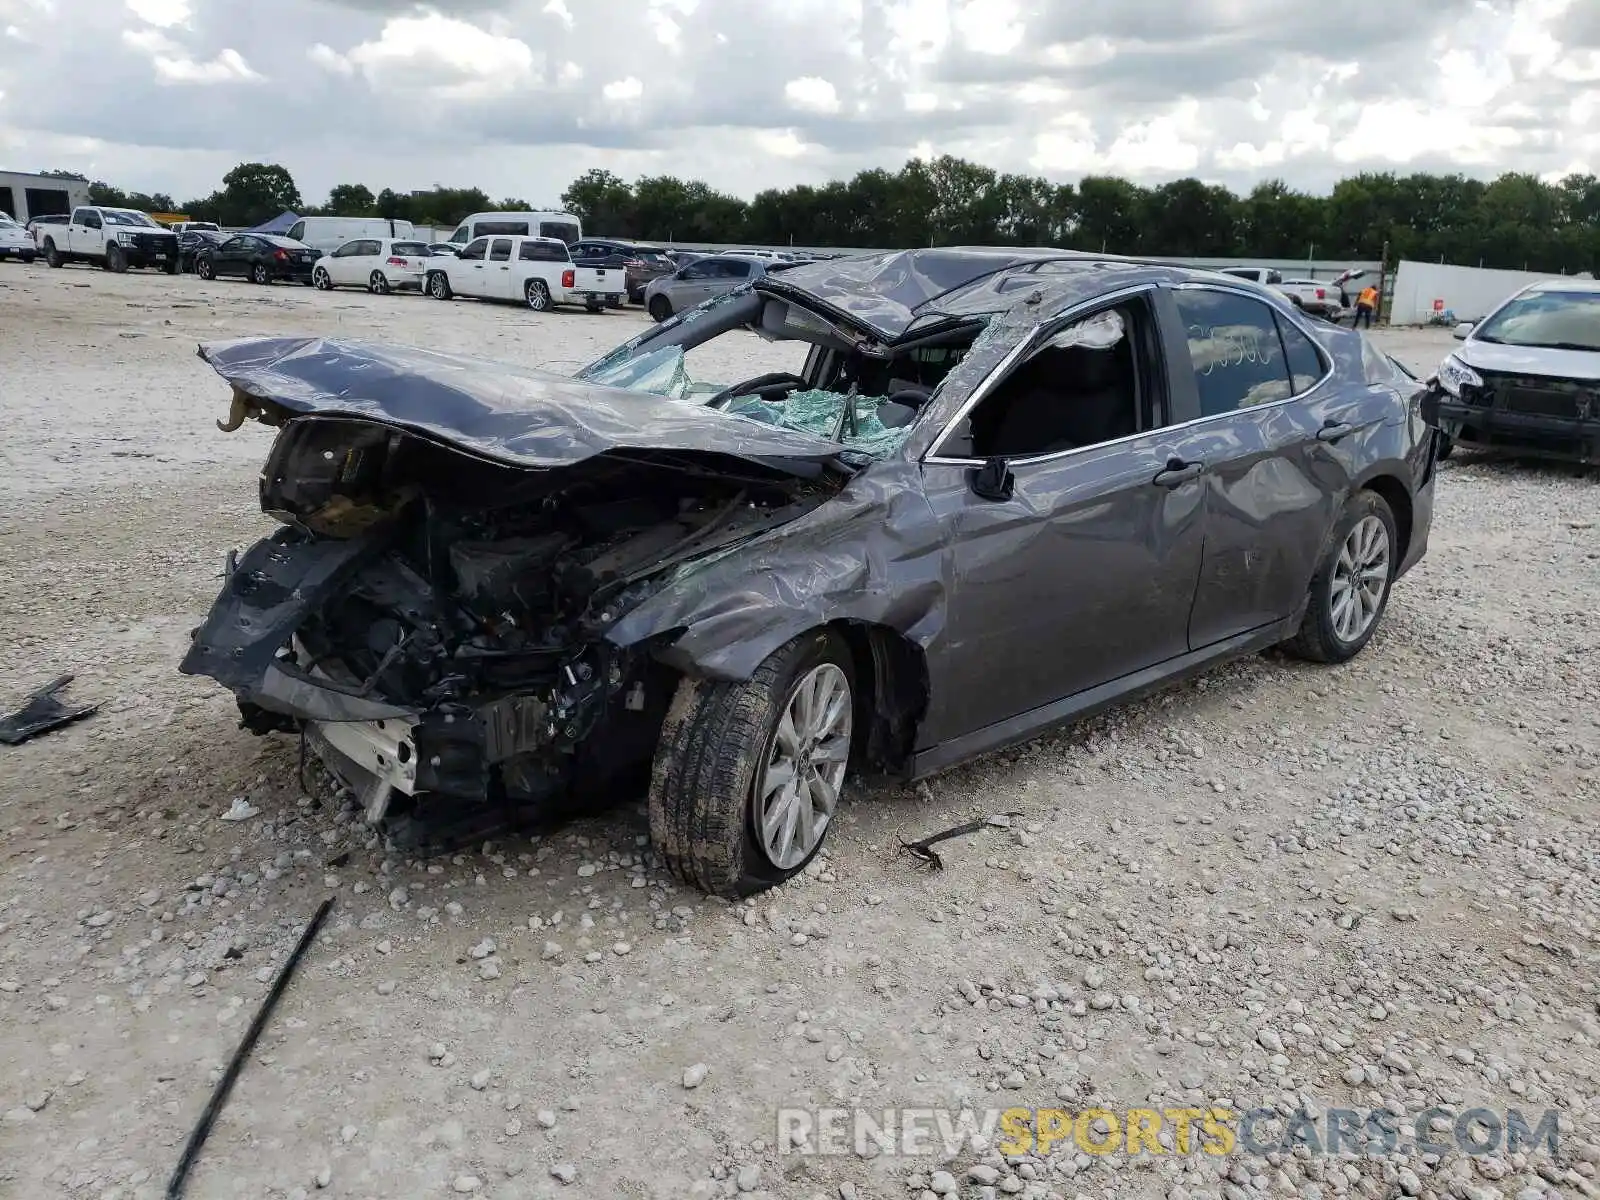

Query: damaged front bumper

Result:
[180,528,641,842]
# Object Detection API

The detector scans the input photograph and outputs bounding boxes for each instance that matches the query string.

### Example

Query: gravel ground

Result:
[1,261,1597,1200]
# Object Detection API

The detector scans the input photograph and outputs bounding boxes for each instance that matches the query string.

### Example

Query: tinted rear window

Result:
[390,242,430,256]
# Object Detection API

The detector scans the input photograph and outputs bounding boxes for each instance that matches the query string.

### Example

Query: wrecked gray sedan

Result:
[182,248,1436,896]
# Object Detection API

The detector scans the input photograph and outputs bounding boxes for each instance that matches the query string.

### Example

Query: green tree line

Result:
[44,156,1600,273]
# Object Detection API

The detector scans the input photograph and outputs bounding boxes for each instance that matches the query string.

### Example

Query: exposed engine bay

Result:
[182,416,839,848]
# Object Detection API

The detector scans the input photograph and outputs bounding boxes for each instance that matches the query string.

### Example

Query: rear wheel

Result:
[368,270,390,295]
[44,240,62,268]
[525,279,552,311]
[649,630,854,897]
[648,295,672,322]
[427,271,451,300]
[251,262,270,285]
[313,266,333,290]
[1282,490,1398,664]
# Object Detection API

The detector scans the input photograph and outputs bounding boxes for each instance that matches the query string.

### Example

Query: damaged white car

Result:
[183,249,1435,896]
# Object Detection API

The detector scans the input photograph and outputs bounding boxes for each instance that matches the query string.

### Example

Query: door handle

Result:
[1317,421,1356,442]
[1153,458,1203,487]
[499,266,509,270]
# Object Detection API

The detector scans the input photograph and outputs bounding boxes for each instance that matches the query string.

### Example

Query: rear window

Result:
[390,242,430,256]
[519,241,568,262]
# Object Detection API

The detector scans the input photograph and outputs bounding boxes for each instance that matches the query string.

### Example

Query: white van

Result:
[286,216,417,252]
[446,211,581,248]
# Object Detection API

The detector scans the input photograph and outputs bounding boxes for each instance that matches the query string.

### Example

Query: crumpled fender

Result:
[604,460,947,680]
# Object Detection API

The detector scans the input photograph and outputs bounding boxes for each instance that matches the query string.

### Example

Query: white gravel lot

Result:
[1,261,1598,1200]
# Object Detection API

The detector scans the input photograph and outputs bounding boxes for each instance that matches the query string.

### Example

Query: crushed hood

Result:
[198,336,850,473]
[1456,338,1600,381]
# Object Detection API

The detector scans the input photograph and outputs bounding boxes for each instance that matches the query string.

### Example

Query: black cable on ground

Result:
[165,896,335,1199]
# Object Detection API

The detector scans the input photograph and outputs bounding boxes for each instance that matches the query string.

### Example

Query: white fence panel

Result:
[1390,260,1594,324]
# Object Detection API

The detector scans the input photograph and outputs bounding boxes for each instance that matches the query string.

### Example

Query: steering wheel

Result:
[705,372,810,409]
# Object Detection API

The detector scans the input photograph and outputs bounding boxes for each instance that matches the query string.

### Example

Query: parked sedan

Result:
[181,248,1435,898]
[643,254,775,321]
[0,213,36,262]
[177,228,228,273]
[312,238,434,293]
[1423,279,1600,462]
[195,234,319,285]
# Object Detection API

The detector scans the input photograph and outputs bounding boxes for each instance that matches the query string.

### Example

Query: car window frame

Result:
[489,238,513,262]
[925,284,1163,468]
[1168,283,1334,421]
[458,238,489,262]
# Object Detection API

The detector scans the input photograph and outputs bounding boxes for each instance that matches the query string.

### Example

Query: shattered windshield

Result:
[578,289,986,461]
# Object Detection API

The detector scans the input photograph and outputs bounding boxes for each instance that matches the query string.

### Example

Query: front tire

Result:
[649,630,854,897]
[368,270,390,295]
[427,271,451,300]
[525,279,552,311]
[648,295,672,322]
[313,267,333,290]
[196,257,214,280]
[1282,490,1398,664]
[106,244,126,273]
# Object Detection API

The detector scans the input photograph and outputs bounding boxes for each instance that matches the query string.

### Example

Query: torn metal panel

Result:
[605,457,947,681]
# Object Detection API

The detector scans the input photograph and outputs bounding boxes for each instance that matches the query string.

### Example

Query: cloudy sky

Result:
[0,0,1597,207]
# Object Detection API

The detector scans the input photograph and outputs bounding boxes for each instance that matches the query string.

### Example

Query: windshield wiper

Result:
[1509,341,1600,352]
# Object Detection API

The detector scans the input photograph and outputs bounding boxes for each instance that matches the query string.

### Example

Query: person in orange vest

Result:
[1351,284,1379,329]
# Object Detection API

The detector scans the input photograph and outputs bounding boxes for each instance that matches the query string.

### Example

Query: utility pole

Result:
[1378,239,1389,324]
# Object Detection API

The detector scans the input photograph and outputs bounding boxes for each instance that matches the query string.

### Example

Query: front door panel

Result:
[920,433,1206,743]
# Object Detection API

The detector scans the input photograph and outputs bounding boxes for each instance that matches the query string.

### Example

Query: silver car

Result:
[643,254,775,322]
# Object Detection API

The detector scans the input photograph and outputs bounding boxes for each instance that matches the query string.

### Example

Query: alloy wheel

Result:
[1329,515,1390,642]
[755,663,851,870]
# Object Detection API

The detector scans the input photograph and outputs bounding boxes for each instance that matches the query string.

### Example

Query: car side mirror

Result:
[1452,322,1473,340]
[969,456,1014,502]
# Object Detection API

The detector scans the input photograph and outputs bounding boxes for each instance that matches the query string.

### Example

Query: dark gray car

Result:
[179,248,1436,898]
[643,253,772,321]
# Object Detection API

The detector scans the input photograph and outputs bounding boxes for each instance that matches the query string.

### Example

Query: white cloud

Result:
[784,76,841,115]
[122,29,262,85]
[601,76,643,102]
[1101,99,1204,175]
[756,128,812,158]
[951,0,1023,56]
[124,0,188,28]
[541,0,573,29]
[307,43,352,75]
[337,13,537,100]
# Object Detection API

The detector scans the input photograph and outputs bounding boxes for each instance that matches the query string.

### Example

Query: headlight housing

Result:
[115,230,136,243]
[1435,353,1482,399]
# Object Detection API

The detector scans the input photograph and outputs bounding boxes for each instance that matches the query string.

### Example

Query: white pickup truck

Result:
[41,206,180,273]
[423,234,621,312]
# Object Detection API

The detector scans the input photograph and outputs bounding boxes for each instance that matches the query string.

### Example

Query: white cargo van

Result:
[287,216,417,252]
[446,211,581,248]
